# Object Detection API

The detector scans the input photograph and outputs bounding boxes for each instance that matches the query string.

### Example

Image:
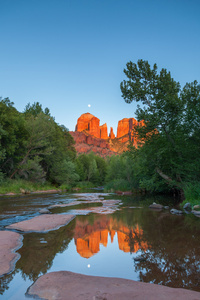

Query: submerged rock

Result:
[193,205,200,210]
[26,271,200,300]
[170,209,183,215]
[39,208,51,214]
[149,203,163,210]
[164,206,169,209]
[183,203,192,210]
[191,210,200,217]
[134,255,146,262]
[0,231,23,276]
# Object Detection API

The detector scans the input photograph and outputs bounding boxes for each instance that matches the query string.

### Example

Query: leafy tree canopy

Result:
[120,59,200,193]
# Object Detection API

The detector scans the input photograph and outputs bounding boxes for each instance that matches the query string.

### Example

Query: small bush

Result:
[104,179,131,192]
[181,182,200,207]
[75,181,95,189]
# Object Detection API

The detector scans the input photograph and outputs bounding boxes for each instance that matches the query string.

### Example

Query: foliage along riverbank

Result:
[1,59,200,206]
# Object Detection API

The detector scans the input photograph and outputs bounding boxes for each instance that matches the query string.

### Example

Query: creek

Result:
[0,192,200,299]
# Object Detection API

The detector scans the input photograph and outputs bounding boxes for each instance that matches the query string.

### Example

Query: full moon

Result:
[88,104,91,108]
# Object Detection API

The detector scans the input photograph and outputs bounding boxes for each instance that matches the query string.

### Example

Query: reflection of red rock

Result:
[73,217,148,258]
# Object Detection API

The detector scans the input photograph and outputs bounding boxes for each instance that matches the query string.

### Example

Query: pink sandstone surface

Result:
[27,271,200,300]
[6,214,75,233]
[0,231,23,276]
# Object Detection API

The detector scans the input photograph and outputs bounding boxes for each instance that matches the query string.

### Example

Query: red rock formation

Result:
[100,124,108,139]
[73,113,146,156]
[117,117,141,138]
[76,113,101,138]
[109,127,115,139]
[76,113,94,132]
[88,116,100,138]
[69,131,116,158]
[117,118,130,138]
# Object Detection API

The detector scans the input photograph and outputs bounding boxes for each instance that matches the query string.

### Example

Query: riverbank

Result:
[0,179,97,197]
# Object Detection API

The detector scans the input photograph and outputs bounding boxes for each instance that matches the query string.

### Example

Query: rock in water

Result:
[183,202,192,210]
[149,203,163,210]
[170,209,183,215]
[6,214,75,233]
[26,271,200,300]
[0,231,23,276]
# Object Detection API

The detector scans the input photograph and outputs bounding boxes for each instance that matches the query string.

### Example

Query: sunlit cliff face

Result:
[73,217,148,258]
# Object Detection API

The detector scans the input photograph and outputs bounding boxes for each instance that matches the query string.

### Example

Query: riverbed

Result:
[0,192,200,299]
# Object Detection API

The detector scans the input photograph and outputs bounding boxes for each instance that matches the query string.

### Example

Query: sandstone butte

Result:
[70,113,145,157]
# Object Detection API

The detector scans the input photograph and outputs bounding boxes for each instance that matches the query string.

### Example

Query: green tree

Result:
[24,101,50,117]
[50,160,79,185]
[120,59,200,194]
[10,112,55,179]
[0,98,27,176]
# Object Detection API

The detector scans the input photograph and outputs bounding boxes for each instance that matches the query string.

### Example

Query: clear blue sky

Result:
[1,0,199,134]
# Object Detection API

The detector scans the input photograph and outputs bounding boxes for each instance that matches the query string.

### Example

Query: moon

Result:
[88,104,91,108]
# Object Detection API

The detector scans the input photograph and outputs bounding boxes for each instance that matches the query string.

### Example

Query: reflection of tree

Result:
[16,220,75,281]
[130,212,200,292]
[127,225,148,254]
[0,271,15,295]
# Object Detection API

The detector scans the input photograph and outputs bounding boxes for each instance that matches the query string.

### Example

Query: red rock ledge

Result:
[27,271,200,300]
[6,214,75,233]
[0,231,23,276]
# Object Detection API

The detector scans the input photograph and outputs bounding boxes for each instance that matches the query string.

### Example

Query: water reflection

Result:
[74,215,148,258]
[0,194,200,298]
[16,219,75,281]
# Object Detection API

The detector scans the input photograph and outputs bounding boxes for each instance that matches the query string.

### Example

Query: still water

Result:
[0,192,200,299]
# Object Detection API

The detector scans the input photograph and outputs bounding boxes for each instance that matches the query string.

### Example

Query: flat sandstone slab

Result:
[0,231,23,276]
[6,214,75,233]
[27,271,200,300]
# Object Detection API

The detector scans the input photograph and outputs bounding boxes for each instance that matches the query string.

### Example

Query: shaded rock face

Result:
[70,131,116,158]
[117,118,144,139]
[109,127,115,139]
[100,123,108,139]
